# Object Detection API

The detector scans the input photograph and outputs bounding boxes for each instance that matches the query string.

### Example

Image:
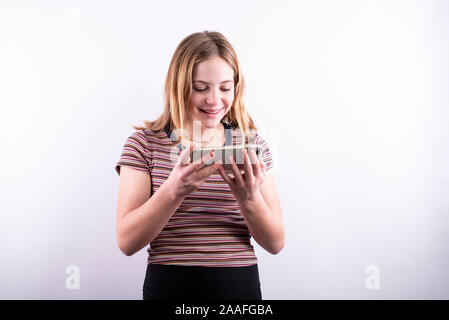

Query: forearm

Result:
[116,179,185,256]
[239,191,285,255]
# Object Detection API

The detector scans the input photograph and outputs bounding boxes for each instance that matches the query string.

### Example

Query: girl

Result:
[115,31,284,300]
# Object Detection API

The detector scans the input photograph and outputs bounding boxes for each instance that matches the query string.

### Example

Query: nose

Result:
[205,87,220,106]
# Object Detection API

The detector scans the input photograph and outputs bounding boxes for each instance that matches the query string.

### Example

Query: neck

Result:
[182,121,225,147]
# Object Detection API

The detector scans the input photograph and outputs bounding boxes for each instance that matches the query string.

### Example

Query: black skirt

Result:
[143,263,262,300]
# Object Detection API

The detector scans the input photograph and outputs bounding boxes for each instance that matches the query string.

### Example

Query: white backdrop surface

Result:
[0,0,448,299]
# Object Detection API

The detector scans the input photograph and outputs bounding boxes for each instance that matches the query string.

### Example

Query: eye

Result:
[193,87,231,92]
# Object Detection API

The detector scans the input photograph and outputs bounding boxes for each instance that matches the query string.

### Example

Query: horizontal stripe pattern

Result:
[115,126,273,267]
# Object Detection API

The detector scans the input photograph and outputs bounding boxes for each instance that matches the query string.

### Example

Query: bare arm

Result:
[115,144,220,256]
[217,150,285,255]
[115,166,185,256]
[238,173,285,255]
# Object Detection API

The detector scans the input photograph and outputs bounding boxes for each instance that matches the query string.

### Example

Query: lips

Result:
[199,108,223,114]
[200,108,221,113]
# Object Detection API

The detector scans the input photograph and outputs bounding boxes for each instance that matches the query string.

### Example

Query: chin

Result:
[203,119,222,128]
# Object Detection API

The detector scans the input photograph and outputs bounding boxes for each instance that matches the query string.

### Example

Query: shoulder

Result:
[251,131,274,172]
[252,131,269,146]
[125,128,168,148]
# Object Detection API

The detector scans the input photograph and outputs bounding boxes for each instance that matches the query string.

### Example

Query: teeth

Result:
[201,109,220,114]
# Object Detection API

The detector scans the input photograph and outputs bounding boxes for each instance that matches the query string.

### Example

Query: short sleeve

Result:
[254,133,274,173]
[115,131,151,176]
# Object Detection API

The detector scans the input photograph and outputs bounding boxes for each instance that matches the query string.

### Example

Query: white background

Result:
[0,0,448,299]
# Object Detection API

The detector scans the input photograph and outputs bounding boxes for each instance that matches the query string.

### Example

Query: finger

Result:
[242,149,254,181]
[178,142,195,166]
[228,154,244,186]
[196,162,222,181]
[200,149,217,165]
[192,150,217,173]
[260,159,266,175]
[176,149,210,178]
[218,165,235,186]
[248,148,261,177]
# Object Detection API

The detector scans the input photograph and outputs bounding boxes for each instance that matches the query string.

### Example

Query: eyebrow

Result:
[192,80,234,84]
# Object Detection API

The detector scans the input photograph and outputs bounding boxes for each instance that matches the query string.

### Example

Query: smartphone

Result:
[190,144,263,171]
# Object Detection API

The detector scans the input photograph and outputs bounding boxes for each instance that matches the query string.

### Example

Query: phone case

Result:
[190,144,263,170]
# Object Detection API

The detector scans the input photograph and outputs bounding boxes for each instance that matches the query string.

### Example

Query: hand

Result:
[167,143,221,198]
[217,148,266,203]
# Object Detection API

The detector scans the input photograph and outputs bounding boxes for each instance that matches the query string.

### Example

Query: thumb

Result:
[178,142,195,165]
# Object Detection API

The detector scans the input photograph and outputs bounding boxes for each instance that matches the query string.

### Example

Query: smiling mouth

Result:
[199,108,223,114]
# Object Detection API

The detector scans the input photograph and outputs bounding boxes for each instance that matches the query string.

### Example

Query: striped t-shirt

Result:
[115,121,273,267]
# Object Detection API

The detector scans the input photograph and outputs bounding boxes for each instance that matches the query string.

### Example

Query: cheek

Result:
[188,94,202,108]
[224,92,234,105]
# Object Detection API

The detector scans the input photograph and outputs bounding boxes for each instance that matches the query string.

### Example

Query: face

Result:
[186,56,235,132]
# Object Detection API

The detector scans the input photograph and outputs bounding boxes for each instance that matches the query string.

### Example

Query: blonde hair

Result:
[133,30,257,146]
